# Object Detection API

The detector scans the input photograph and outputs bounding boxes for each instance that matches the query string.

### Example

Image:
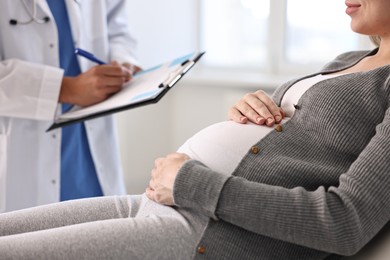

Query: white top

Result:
[178,73,343,174]
[281,74,342,117]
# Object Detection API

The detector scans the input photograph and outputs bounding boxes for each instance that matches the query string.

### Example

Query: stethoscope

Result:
[9,0,50,26]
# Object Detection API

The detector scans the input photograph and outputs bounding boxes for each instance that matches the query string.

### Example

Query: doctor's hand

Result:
[59,61,132,107]
[121,62,142,80]
[228,90,285,126]
[146,153,190,206]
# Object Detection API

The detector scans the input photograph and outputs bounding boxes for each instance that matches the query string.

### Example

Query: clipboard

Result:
[47,51,205,131]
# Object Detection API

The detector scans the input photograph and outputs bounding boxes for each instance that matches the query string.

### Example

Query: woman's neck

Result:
[374,38,390,60]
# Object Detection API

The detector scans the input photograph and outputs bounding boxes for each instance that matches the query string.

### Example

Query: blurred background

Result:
[118,0,374,194]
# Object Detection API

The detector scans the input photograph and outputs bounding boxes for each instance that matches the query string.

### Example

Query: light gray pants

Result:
[0,194,208,260]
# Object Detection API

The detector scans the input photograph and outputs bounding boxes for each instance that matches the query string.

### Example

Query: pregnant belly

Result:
[177,119,289,174]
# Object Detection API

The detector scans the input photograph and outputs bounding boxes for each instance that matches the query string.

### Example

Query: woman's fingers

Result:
[253,90,284,124]
[228,107,249,124]
[235,97,267,124]
[228,90,284,125]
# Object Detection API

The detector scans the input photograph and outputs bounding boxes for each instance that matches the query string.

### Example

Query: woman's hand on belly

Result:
[146,152,190,206]
[228,90,285,126]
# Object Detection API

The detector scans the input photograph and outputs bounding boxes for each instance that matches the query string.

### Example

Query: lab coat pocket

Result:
[0,134,7,213]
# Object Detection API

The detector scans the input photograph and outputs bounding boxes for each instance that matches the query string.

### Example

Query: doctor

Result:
[0,0,141,212]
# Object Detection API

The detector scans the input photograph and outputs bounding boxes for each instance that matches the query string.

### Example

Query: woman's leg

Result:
[0,195,142,236]
[0,194,207,260]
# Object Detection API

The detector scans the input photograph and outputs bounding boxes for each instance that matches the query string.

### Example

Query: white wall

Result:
[115,74,258,194]
[117,0,280,194]
[126,0,199,68]
[117,0,198,194]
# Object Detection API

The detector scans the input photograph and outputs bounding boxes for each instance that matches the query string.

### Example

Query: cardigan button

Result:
[197,246,206,254]
[275,124,283,132]
[250,146,260,154]
[293,104,301,110]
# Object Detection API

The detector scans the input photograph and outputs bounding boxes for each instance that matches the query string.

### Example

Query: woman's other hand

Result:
[146,153,190,206]
[228,90,285,126]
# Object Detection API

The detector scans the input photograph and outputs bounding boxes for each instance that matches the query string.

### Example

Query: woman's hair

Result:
[369,35,381,46]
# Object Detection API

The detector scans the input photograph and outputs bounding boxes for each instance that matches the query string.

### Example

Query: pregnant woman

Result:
[2,1,390,259]
[1,59,390,259]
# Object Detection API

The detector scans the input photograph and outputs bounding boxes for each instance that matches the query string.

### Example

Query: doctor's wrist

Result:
[59,77,76,104]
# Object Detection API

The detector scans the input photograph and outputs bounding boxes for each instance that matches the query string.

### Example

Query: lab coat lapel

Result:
[35,0,52,19]
[64,0,89,71]
[64,0,81,46]
[34,0,80,43]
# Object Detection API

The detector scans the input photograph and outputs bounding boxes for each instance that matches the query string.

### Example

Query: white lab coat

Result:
[0,0,139,212]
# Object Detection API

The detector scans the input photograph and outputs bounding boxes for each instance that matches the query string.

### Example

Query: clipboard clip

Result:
[161,60,196,88]
[159,73,182,88]
[160,52,204,88]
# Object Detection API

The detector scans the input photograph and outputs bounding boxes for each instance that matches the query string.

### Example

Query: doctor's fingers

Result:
[92,64,132,80]
[94,75,128,90]
[78,83,122,104]
[122,62,142,74]
[78,86,120,105]
[97,85,123,98]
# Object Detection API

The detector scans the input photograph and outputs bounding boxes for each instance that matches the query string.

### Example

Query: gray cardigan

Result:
[173,48,390,260]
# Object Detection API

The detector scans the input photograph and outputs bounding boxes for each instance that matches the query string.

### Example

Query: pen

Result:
[74,48,106,65]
